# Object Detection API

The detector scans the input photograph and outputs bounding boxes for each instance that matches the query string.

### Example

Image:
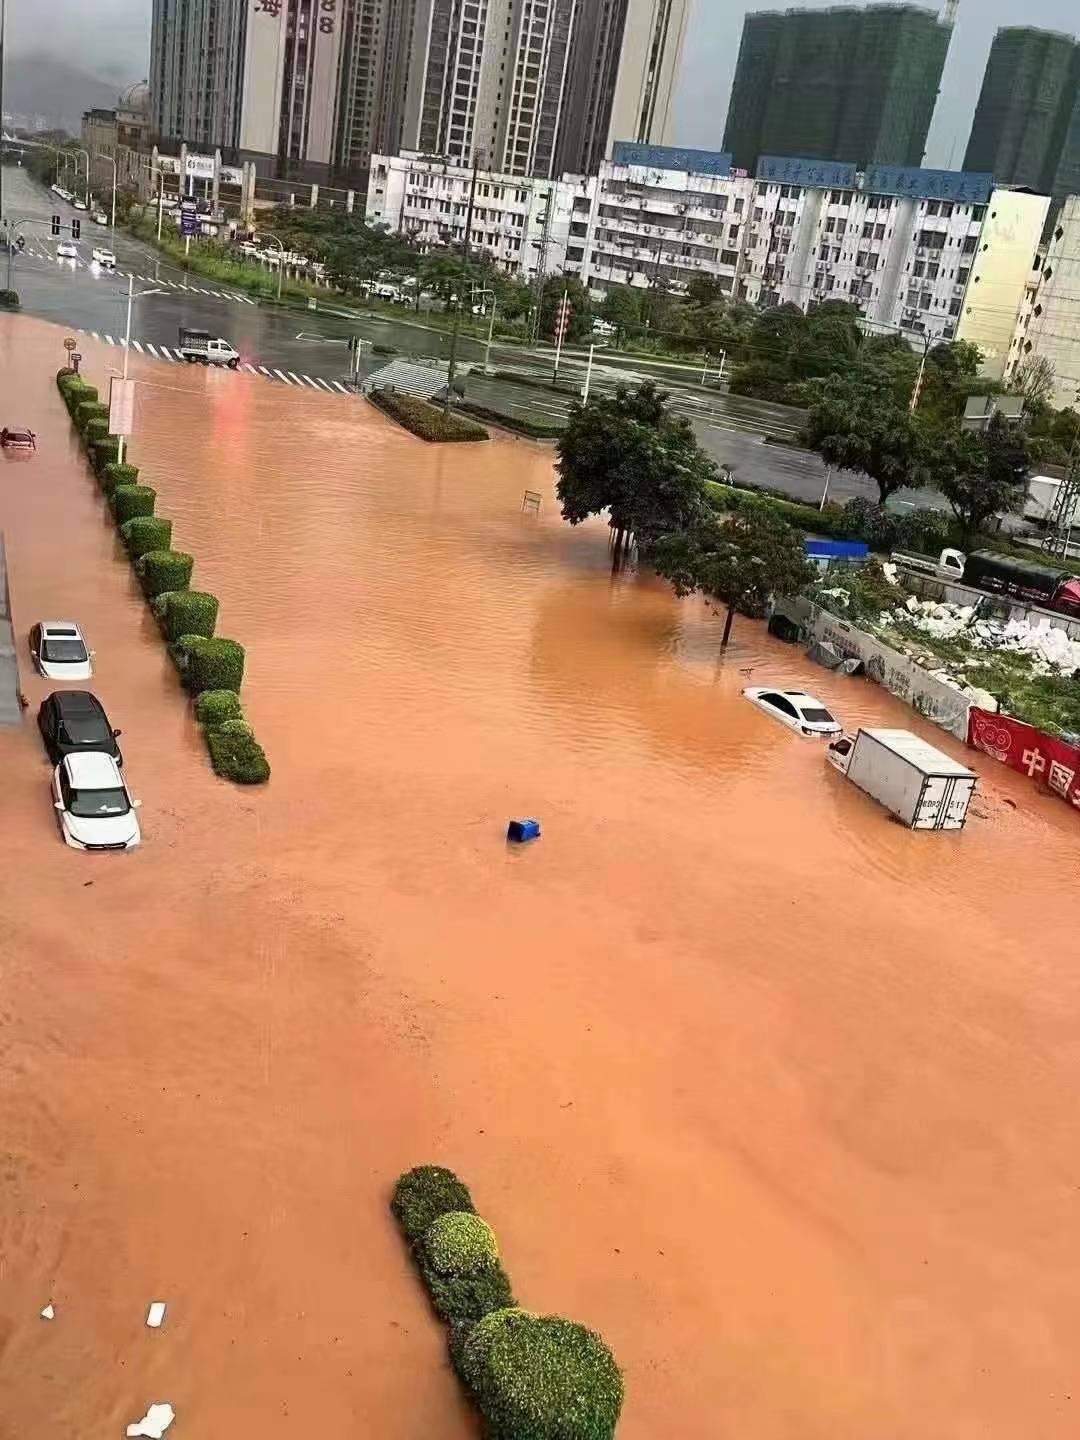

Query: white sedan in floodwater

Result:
[743,687,842,737]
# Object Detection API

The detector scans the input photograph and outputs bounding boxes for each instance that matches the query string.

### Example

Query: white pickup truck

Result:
[177,327,240,368]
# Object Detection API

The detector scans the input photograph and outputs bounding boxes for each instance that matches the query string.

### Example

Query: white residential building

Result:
[367,148,1051,373]
[1005,195,1080,411]
[366,152,595,282]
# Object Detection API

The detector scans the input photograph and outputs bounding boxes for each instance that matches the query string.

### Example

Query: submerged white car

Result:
[30,621,94,680]
[52,751,141,851]
[742,687,842,737]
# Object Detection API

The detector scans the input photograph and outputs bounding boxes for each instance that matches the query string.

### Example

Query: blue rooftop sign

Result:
[756,156,857,187]
[611,141,732,176]
[862,165,993,204]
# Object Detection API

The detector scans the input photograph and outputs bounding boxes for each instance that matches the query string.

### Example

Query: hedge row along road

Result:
[55,363,269,783]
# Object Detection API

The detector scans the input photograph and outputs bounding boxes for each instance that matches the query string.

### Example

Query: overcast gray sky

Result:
[677,0,1078,167]
[7,0,1080,171]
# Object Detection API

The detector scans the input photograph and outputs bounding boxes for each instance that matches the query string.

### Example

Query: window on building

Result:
[720,249,739,267]
[733,197,744,215]
[972,205,987,222]
[962,235,977,254]
[949,299,961,316]
[920,292,931,310]
[874,223,885,240]
[927,263,939,280]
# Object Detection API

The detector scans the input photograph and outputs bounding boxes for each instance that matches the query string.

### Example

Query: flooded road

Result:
[0,313,1078,1440]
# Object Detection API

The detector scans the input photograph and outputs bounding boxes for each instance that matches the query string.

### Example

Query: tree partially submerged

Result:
[649,508,814,648]
[556,380,713,559]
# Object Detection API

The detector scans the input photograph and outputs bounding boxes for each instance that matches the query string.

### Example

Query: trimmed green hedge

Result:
[112,484,156,523]
[392,1167,621,1437]
[121,516,172,558]
[459,1309,623,1440]
[101,460,139,493]
[458,400,564,440]
[0,288,20,309]
[171,634,245,694]
[392,1165,475,1244]
[194,688,242,727]
[425,1212,499,1277]
[83,417,110,444]
[92,437,121,473]
[205,718,271,785]
[155,589,219,640]
[707,480,855,540]
[136,548,193,597]
[76,400,109,427]
[369,389,489,443]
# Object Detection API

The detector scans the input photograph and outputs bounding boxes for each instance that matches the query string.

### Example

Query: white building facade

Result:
[1005,196,1080,411]
[367,147,1050,373]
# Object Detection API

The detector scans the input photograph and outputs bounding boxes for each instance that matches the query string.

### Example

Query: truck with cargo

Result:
[827,728,977,830]
[177,327,240,368]
[890,546,1080,619]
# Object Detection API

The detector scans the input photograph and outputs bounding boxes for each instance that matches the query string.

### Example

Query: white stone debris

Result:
[126,1403,175,1439]
[889,601,1080,675]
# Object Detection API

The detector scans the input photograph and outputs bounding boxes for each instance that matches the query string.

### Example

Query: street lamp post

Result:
[257,229,285,300]
[114,274,164,466]
[94,151,118,230]
[74,148,90,205]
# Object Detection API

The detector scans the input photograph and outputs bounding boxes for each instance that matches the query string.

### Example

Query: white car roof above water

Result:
[42,620,83,633]
[64,751,121,788]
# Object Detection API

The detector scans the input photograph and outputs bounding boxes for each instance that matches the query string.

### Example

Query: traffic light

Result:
[71,218,81,240]
[51,214,60,236]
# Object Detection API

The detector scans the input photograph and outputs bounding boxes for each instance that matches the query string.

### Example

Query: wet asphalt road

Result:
[2,163,938,511]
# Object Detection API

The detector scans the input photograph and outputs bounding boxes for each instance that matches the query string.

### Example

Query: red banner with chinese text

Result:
[968,708,1080,814]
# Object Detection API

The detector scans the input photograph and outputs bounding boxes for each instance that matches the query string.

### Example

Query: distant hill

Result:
[5,55,122,135]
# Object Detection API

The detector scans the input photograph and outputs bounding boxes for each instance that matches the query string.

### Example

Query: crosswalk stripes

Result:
[21,248,256,304]
[75,331,353,396]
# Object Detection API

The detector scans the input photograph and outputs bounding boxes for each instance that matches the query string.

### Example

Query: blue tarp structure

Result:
[804,540,870,560]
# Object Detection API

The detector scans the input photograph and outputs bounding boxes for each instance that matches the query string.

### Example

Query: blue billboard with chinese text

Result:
[862,165,993,204]
[611,142,732,177]
[755,156,857,188]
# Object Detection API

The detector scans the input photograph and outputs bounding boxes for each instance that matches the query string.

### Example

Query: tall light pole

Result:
[256,229,286,300]
[115,274,163,466]
[94,151,117,229]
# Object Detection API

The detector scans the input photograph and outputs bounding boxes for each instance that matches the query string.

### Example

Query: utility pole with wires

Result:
[527,183,555,349]
[444,152,480,417]
[1043,387,1080,557]
[909,329,940,411]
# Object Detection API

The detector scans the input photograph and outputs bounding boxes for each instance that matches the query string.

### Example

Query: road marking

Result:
[273,369,293,384]
[159,347,175,362]
[146,343,159,358]
[241,363,257,373]
[259,366,272,376]
[104,333,115,344]
[300,374,321,389]
[313,378,335,392]
[331,381,348,393]
[132,340,143,353]
[286,371,304,385]
[90,331,100,341]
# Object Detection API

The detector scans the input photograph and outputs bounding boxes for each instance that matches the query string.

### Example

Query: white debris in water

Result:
[126,1403,175,1439]
[39,1303,55,1321]
[890,602,1080,674]
[146,1301,167,1329]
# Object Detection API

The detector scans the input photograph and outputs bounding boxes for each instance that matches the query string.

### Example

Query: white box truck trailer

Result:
[827,728,977,830]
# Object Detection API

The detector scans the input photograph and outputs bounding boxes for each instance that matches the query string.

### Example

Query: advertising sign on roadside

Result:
[180,198,199,237]
[108,377,136,437]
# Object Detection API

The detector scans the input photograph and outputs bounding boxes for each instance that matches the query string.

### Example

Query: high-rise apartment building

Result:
[723,5,952,175]
[963,28,1080,193]
[149,0,689,182]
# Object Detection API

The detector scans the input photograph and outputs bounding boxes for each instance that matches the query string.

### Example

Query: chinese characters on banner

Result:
[253,0,335,31]
[968,708,1080,815]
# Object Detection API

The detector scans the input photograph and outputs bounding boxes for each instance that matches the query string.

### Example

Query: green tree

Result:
[801,381,930,505]
[935,412,1035,538]
[649,509,814,648]
[601,285,644,340]
[556,381,713,556]
[541,273,592,343]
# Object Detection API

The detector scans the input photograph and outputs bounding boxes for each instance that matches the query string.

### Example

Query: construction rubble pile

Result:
[890,598,1080,676]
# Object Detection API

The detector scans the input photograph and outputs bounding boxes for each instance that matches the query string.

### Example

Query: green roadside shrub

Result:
[171,635,245,694]
[155,589,219,641]
[76,400,109,430]
[205,720,270,784]
[369,390,489,443]
[425,1212,499,1277]
[420,1258,515,1328]
[195,689,243,727]
[92,438,121,473]
[0,289,19,308]
[56,368,82,389]
[121,516,172,558]
[63,381,97,413]
[102,461,140,494]
[83,417,109,444]
[392,1166,475,1245]
[136,548,194,597]
[459,1309,623,1440]
[111,484,156,524]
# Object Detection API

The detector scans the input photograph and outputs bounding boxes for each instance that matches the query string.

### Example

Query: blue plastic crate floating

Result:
[507,818,541,843]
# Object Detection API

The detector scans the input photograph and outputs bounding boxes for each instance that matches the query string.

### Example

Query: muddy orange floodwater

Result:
[0,314,1077,1439]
